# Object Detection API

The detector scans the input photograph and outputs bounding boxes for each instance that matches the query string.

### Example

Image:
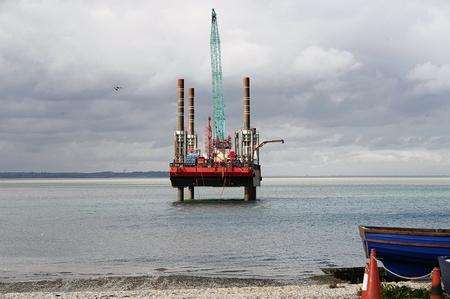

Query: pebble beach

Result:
[1,284,360,299]
[0,276,431,299]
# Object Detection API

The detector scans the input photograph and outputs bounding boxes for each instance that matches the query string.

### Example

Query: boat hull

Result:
[359,226,450,278]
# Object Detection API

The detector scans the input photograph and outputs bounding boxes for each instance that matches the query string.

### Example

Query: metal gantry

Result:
[210,8,226,142]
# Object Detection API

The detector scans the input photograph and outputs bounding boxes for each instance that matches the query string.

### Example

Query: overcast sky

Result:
[1,0,449,175]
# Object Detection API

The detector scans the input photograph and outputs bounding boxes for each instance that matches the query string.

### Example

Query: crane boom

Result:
[254,139,285,151]
[210,8,226,141]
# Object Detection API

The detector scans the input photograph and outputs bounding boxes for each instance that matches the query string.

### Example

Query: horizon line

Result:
[0,171,449,179]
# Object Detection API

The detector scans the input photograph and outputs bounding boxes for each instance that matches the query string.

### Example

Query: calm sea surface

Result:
[0,177,449,282]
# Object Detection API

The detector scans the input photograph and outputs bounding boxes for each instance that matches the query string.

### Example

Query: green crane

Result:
[210,8,226,142]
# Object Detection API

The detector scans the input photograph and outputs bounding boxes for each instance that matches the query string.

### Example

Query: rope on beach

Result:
[378,258,432,280]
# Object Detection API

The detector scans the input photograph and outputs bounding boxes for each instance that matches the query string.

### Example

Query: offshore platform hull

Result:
[169,165,261,188]
[170,75,264,202]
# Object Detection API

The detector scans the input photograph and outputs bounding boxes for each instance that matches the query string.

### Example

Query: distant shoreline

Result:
[0,172,448,179]
[266,175,450,178]
[0,171,168,179]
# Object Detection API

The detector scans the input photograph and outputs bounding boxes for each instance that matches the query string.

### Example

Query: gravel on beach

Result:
[0,276,431,299]
[2,283,362,298]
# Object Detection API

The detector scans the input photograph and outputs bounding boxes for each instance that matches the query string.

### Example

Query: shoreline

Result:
[1,174,449,180]
[2,284,362,299]
[0,274,351,298]
[0,274,431,298]
[0,275,290,293]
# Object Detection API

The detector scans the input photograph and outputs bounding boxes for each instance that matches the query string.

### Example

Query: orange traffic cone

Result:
[361,262,369,299]
[430,267,443,299]
[365,249,381,299]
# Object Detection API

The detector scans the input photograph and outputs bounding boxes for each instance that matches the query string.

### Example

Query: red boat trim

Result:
[365,238,450,249]
[359,226,450,237]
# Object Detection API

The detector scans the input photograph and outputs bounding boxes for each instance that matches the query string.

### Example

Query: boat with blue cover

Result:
[359,226,450,279]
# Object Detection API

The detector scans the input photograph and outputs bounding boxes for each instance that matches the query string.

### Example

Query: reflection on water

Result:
[0,177,449,282]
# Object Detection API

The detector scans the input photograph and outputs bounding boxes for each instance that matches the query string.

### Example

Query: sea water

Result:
[0,177,449,282]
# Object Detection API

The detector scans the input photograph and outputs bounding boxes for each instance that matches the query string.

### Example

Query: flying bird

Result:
[113,84,124,92]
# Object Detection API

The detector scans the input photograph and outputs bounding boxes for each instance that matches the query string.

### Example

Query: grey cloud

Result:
[0,0,449,174]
